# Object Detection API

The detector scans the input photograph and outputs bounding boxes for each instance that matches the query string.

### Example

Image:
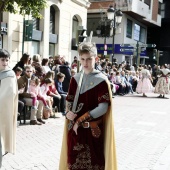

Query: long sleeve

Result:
[89,102,108,118]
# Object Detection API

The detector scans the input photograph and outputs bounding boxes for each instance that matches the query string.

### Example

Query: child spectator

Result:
[55,72,67,95]
[28,76,51,110]
[109,72,119,93]
[55,72,67,115]
[71,69,76,77]
[14,67,23,79]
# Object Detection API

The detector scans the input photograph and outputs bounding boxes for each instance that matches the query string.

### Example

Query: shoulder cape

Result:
[0,69,15,80]
[59,78,117,170]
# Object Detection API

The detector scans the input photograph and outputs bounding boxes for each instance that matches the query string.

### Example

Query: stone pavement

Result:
[1,93,170,170]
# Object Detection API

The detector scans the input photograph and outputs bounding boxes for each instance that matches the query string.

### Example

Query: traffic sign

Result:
[139,44,156,48]
[120,48,135,52]
[120,44,136,47]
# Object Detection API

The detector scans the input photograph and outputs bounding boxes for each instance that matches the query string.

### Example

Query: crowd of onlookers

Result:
[95,58,170,96]
[13,53,77,125]
[13,52,170,125]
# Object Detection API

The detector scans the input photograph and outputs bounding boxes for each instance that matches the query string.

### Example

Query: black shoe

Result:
[157,95,162,98]
[30,120,42,125]
[37,119,46,124]
[162,95,169,99]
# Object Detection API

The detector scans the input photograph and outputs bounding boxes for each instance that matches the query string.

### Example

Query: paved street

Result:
[1,93,170,170]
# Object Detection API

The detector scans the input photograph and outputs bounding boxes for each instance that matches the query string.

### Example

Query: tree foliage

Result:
[0,0,47,18]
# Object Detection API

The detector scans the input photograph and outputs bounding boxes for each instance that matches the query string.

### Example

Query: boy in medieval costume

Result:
[0,49,18,168]
[59,42,117,170]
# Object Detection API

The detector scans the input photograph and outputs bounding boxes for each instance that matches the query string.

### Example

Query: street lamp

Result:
[96,5,123,65]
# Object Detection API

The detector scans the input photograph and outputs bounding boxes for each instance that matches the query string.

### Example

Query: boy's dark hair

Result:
[44,78,53,84]
[0,49,10,58]
[56,72,65,80]
[15,67,23,72]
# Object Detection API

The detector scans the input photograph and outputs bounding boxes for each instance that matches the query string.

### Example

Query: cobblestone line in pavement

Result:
[1,93,170,170]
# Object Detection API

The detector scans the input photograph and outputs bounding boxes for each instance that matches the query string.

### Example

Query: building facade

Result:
[158,0,170,64]
[87,0,163,65]
[0,0,90,68]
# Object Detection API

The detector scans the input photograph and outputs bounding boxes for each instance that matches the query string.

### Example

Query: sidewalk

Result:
[1,93,170,170]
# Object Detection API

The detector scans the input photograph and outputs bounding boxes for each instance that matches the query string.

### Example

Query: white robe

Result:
[0,69,18,155]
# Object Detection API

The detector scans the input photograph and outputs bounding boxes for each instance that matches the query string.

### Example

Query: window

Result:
[50,6,55,34]
[87,17,101,36]
[72,16,79,39]
[126,19,132,38]
[49,43,55,56]
[31,41,40,55]
[139,27,146,43]
[134,24,140,41]
[32,18,40,30]
[144,0,151,8]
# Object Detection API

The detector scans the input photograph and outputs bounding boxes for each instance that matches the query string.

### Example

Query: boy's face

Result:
[0,57,9,70]
[59,77,64,82]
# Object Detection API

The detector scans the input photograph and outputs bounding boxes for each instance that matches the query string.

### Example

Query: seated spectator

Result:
[18,65,44,125]
[125,61,131,71]
[55,72,67,95]
[14,67,23,79]
[115,71,126,95]
[13,53,30,75]
[41,71,64,115]
[48,56,54,70]
[71,69,76,77]
[131,71,139,92]
[124,71,133,94]
[109,72,119,94]
[28,76,51,111]
[59,61,71,92]
[55,72,67,115]
[40,78,53,118]
[17,100,25,123]
[42,58,51,74]
[52,55,62,79]
[31,54,44,79]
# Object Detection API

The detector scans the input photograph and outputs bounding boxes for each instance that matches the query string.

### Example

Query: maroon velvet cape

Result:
[66,76,111,170]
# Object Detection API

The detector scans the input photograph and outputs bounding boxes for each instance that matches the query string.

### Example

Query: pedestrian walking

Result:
[59,42,117,170]
[155,64,170,98]
[0,49,18,167]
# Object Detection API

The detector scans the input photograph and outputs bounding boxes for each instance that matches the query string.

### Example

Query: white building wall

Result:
[2,0,89,68]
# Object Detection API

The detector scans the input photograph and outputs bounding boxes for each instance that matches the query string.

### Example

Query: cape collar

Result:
[0,68,15,80]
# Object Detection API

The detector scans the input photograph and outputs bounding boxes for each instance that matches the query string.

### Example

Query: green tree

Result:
[0,0,47,43]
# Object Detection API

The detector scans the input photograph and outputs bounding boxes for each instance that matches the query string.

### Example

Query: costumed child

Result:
[0,49,18,167]
[28,76,51,110]
[154,64,170,98]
